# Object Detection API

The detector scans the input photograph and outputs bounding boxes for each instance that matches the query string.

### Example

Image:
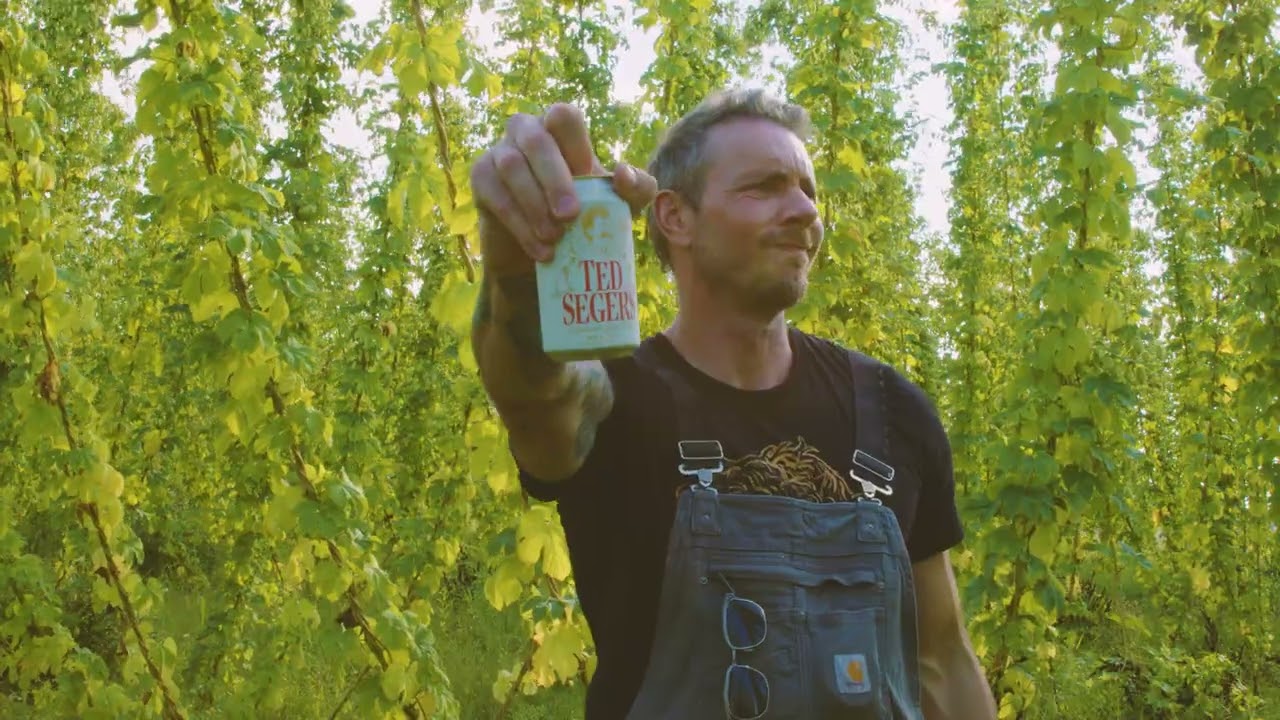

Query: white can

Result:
[536,175,641,361]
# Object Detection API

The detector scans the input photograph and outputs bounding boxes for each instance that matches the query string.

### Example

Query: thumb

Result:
[543,103,607,177]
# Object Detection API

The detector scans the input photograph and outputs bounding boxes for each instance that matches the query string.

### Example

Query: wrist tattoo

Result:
[494,272,558,381]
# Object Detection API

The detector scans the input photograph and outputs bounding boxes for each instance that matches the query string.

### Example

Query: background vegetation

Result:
[1,0,1275,718]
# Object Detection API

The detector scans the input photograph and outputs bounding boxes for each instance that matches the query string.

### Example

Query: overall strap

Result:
[633,340,726,488]
[848,350,896,500]
[633,340,702,441]
[634,339,724,535]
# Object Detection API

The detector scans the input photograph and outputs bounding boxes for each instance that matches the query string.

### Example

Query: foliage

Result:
[2,0,1276,719]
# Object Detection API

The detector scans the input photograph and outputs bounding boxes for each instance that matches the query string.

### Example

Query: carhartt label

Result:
[833,654,869,694]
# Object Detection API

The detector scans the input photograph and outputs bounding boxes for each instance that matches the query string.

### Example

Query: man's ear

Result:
[653,189,693,252]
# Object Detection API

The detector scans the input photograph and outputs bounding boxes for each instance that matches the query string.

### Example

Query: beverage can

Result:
[536,175,641,361]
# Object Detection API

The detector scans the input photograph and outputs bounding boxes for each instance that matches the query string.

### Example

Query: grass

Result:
[433,580,587,720]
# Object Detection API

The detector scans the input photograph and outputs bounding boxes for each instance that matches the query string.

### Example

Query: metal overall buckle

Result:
[678,440,725,491]
[850,449,894,504]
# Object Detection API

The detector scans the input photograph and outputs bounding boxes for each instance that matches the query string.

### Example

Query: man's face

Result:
[685,117,823,320]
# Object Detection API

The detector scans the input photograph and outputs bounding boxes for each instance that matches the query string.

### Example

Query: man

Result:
[469,88,996,719]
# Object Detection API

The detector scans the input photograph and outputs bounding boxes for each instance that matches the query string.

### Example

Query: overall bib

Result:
[624,347,924,720]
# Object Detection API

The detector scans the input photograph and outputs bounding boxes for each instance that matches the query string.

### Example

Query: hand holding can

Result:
[470,103,657,277]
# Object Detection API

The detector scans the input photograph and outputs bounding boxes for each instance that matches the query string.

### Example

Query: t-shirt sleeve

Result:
[891,373,965,562]
[516,359,631,503]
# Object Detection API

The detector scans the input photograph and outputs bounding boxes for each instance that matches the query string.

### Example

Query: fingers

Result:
[498,111,581,259]
[473,103,653,267]
[471,151,550,262]
[543,103,606,179]
[610,162,659,218]
[473,111,577,263]
[508,113,578,224]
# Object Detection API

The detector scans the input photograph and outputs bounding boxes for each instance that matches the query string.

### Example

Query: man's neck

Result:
[663,306,793,391]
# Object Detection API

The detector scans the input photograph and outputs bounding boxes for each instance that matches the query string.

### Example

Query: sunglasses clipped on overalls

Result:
[624,346,924,720]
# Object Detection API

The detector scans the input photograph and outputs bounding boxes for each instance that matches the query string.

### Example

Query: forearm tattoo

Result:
[574,364,614,460]
[473,271,558,384]
[473,269,615,474]
[494,273,546,360]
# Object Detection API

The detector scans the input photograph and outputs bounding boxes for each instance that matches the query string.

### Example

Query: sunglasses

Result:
[722,590,770,719]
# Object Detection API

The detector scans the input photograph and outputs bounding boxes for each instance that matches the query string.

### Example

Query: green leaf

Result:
[532,622,585,682]
[515,505,573,579]
[143,430,163,456]
[216,308,275,353]
[428,271,479,336]
[425,25,461,85]
[387,179,407,228]
[297,500,345,540]
[486,466,514,494]
[541,539,572,581]
[228,359,270,400]
[312,560,352,601]
[1053,325,1092,375]
[191,289,240,322]
[90,461,125,500]
[484,556,531,610]
[1071,140,1092,170]
[179,80,219,108]
[1082,374,1135,408]
[1028,522,1058,563]
[9,115,41,151]
[1072,247,1119,269]
[14,242,56,295]
[1033,575,1065,616]
[35,253,57,296]
[380,661,408,701]
[447,198,477,237]
[1105,105,1132,145]
[265,484,305,535]
[18,393,67,450]
[837,145,867,176]
[1187,566,1211,595]
[397,45,430,96]
[516,505,554,565]
[326,473,368,513]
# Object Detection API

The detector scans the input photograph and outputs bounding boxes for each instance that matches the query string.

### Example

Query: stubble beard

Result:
[692,238,810,322]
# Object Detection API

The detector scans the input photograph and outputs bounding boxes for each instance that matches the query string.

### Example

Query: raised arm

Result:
[468,103,655,482]
[470,260,613,482]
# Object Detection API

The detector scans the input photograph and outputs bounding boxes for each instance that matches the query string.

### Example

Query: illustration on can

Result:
[536,175,641,361]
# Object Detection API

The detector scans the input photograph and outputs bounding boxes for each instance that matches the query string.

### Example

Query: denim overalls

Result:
[624,346,924,720]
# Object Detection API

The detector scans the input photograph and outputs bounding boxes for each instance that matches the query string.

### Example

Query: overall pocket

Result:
[806,606,892,719]
[704,552,889,719]
[705,552,886,593]
[703,553,806,719]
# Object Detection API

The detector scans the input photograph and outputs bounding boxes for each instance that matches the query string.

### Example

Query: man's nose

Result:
[783,186,819,227]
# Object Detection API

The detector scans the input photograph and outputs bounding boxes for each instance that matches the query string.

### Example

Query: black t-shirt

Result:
[517,326,964,720]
